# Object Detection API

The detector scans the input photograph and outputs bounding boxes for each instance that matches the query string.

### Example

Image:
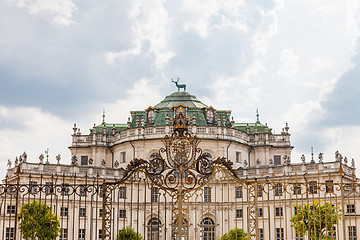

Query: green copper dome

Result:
[92,91,271,135]
[154,92,208,109]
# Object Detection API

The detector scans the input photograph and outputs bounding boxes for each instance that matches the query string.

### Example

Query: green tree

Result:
[117,226,144,240]
[290,200,342,240]
[17,200,60,240]
[220,228,249,240]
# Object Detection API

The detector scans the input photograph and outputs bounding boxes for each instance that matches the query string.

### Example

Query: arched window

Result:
[173,218,188,240]
[200,217,215,240]
[203,152,213,161]
[206,110,214,123]
[147,218,162,240]
[148,110,155,124]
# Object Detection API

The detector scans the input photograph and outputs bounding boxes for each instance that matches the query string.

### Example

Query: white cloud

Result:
[181,0,247,38]
[277,49,299,78]
[244,88,261,106]
[0,106,71,177]
[309,57,333,72]
[97,78,164,124]
[319,77,337,101]
[282,101,324,133]
[127,0,175,68]
[10,0,77,25]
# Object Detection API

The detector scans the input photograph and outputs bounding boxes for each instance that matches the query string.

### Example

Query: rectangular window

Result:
[119,209,126,218]
[274,155,281,165]
[236,186,243,198]
[257,185,263,197]
[204,187,211,203]
[275,207,283,216]
[276,228,284,240]
[61,184,70,196]
[309,181,318,194]
[349,226,356,240]
[121,152,126,163]
[79,229,85,240]
[45,182,53,195]
[293,184,301,195]
[347,204,355,213]
[79,185,87,197]
[79,208,86,217]
[258,208,263,217]
[99,209,103,218]
[326,180,334,193]
[275,184,283,196]
[294,206,298,215]
[5,227,14,240]
[6,205,16,214]
[99,229,103,239]
[259,228,264,240]
[59,228,67,240]
[151,187,159,203]
[236,209,243,218]
[236,152,241,163]
[60,207,68,217]
[119,187,126,199]
[81,156,88,165]
[30,181,38,194]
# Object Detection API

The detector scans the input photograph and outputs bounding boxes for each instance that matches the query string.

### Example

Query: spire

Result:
[310,147,315,164]
[45,148,50,164]
[102,109,106,125]
[256,108,260,124]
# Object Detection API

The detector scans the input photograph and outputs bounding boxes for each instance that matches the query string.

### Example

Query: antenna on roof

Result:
[256,108,260,123]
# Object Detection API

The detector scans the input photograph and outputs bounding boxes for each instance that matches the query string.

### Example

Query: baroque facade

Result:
[2,89,359,240]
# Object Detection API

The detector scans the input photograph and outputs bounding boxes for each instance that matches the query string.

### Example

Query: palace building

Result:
[2,88,359,240]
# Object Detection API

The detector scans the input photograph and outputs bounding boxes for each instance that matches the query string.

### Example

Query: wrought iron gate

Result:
[102,112,243,240]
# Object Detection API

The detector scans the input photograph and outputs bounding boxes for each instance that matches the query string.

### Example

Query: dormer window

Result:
[145,106,159,124]
[206,110,214,123]
[148,110,154,124]
[170,104,189,117]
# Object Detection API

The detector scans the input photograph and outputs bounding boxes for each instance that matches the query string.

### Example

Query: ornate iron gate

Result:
[102,112,242,240]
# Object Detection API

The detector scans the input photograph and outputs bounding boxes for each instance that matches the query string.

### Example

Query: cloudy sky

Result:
[1,0,360,177]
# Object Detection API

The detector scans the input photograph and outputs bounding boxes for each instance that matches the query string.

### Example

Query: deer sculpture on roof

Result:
[171,78,186,92]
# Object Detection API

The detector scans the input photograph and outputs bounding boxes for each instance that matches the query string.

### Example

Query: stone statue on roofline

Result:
[344,156,348,165]
[56,154,61,165]
[71,155,78,166]
[39,154,44,164]
[7,159,11,169]
[318,152,323,163]
[22,152,27,163]
[15,157,18,166]
[283,155,290,165]
[335,150,343,162]
[351,158,355,168]
[301,154,305,163]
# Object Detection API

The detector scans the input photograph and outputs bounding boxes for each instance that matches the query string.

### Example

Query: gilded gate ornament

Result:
[104,112,240,240]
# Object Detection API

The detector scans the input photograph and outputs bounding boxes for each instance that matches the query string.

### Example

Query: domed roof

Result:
[154,92,208,109]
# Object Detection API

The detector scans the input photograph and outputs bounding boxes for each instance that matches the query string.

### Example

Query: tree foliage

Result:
[17,200,60,240]
[290,200,342,240]
[117,226,144,240]
[220,228,249,240]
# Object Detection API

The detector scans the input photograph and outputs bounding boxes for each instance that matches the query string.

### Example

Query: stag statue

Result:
[171,78,186,92]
